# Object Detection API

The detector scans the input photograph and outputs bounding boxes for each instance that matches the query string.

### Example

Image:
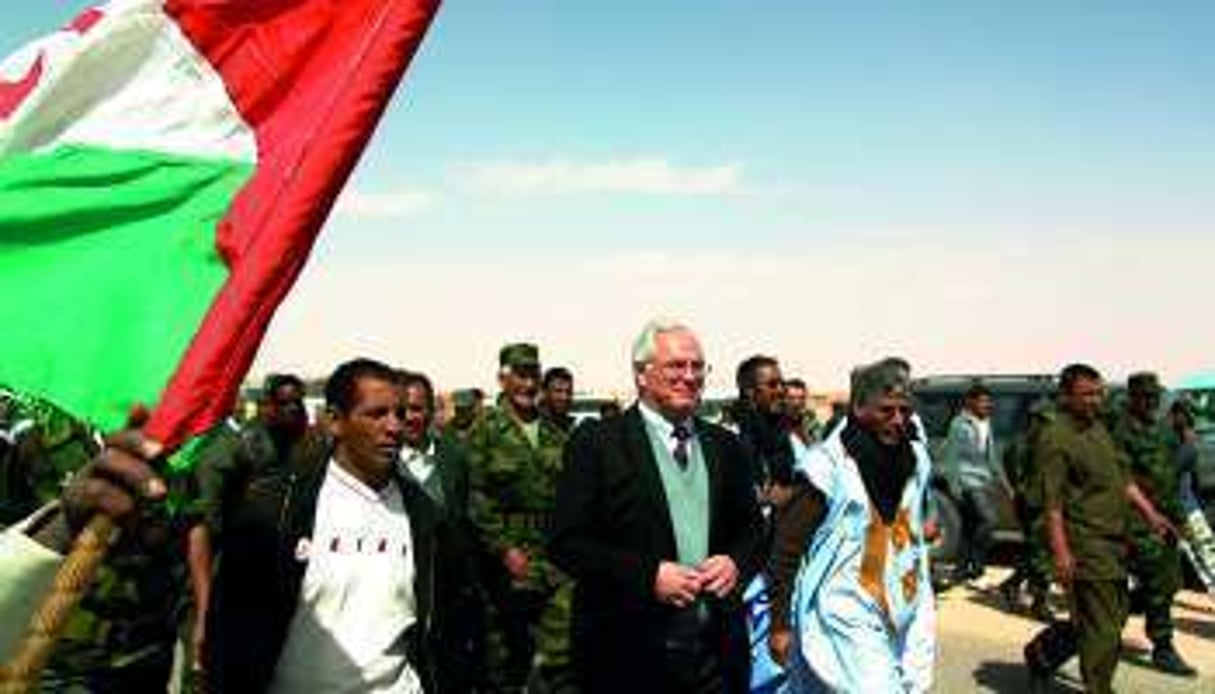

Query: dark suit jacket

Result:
[432,431,470,520]
[549,405,766,693]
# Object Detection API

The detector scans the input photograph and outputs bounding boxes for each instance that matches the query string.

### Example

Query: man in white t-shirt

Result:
[205,358,473,692]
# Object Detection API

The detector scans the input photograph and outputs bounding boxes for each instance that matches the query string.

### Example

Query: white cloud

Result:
[453,157,741,196]
[333,187,435,219]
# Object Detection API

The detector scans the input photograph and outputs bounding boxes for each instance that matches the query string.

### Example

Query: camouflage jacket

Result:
[0,388,99,526]
[0,387,191,690]
[1110,410,1182,521]
[466,401,567,589]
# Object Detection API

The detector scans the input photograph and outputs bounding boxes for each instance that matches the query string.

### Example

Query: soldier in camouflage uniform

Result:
[998,399,1055,621]
[444,388,484,443]
[466,343,574,692]
[0,387,191,692]
[1109,372,1196,677]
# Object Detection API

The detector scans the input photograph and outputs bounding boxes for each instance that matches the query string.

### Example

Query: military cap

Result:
[451,388,479,408]
[499,342,541,371]
[1127,371,1163,394]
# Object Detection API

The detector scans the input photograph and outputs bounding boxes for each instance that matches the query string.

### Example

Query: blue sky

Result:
[3,1,1213,395]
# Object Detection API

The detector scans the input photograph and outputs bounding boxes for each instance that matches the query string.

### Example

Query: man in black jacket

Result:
[205,358,474,693]
[549,319,766,694]
[730,354,796,510]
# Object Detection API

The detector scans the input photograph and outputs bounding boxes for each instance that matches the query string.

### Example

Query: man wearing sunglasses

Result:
[730,355,796,510]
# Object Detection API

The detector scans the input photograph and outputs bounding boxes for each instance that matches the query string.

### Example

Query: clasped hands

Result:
[653,555,738,608]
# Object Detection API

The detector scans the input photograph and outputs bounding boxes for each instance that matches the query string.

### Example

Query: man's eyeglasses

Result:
[654,360,711,379]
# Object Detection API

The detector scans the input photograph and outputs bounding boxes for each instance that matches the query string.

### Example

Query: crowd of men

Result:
[0,318,1207,693]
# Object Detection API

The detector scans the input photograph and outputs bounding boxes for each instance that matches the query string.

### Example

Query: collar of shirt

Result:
[399,439,436,465]
[962,409,992,438]
[328,457,396,504]
[639,400,695,457]
[1059,410,1097,434]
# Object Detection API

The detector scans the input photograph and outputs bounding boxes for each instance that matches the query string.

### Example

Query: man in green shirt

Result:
[443,388,484,443]
[1024,364,1175,694]
[1110,372,1195,676]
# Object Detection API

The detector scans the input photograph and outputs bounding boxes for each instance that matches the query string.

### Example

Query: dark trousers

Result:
[1001,498,1051,597]
[1026,579,1128,694]
[657,607,726,694]
[578,607,731,694]
[1129,530,1182,645]
[959,486,1000,575]
[528,664,581,694]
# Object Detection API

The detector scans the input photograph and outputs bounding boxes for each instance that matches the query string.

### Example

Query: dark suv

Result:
[911,374,1057,567]
[1174,376,1215,504]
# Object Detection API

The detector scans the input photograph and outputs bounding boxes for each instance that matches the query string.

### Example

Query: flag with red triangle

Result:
[0,0,442,447]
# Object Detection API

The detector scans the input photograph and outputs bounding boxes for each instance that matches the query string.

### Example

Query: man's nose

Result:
[386,412,405,436]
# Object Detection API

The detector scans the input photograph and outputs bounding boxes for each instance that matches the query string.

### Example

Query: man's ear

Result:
[326,408,343,439]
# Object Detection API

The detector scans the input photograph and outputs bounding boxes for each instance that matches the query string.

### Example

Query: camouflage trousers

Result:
[38,649,174,693]
[485,575,576,693]
[1129,529,1182,645]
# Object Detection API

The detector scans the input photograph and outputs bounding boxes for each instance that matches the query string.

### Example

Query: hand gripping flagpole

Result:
[0,422,160,691]
[0,516,118,693]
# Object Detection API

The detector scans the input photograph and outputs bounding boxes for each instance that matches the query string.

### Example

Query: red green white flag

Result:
[0,0,441,447]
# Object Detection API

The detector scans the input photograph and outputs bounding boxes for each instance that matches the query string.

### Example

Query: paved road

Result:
[936,570,1215,693]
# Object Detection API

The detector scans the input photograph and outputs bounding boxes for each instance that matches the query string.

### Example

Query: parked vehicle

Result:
[911,374,1057,567]
[1173,371,1215,504]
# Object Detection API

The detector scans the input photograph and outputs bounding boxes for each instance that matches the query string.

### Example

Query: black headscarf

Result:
[840,417,916,524]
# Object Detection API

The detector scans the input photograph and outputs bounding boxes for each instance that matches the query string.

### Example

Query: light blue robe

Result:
[786,422,936,692]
